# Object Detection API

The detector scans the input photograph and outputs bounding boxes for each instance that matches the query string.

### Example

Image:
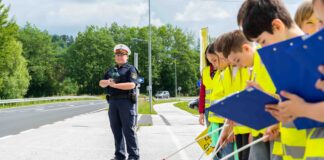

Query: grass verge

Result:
[173,101,199,115]
[137,97,181,114]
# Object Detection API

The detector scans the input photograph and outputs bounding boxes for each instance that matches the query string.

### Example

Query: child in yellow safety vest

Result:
[262,0,324,159]
[199,44,221,128]
[239,0,317,159]
[215,30,282,160]
[206,39,238,160]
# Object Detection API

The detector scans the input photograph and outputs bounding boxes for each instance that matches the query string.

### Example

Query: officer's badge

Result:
[131,72,138,79]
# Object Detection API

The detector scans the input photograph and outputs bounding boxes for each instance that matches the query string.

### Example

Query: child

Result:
[264,0,324,159]
[240,0,313,159]
[214,34,252,160]
[199,44,220,127]
[216,29,282,160]
[207,39,236,160]
[294,0,322,35]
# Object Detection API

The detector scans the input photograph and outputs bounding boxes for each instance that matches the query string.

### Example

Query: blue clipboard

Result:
[258,31,324,129]
[257,36,324,102]
[206,87,278,130]
[286,29,324,80]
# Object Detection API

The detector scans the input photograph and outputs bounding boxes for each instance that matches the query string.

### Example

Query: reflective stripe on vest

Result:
[281,122,306,160]
[304,128,324,159]
[206,89,212,95]
[283,145,305,159]
[203,67,214,109]
[205,99,211,107]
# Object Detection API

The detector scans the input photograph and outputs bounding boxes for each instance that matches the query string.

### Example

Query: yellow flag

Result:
[195,127,214,155]
[200,27,208,75]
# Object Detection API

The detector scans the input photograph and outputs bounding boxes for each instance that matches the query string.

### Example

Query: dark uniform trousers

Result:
[108,98,139,160]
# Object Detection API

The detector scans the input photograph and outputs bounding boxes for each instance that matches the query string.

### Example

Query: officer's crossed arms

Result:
[99,79,136,90]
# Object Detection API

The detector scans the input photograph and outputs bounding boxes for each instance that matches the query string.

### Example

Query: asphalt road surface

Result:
[0,100,107,138]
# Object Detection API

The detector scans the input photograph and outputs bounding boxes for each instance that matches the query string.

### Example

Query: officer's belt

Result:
[109,94,130,100]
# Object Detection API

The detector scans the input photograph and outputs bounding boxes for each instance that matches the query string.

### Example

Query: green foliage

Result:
[18,23,61,97]
[58,78,79,95]
[65,26,115,95]
[107,24,200,96]
[0,1,30,99]
[1,1,200,98]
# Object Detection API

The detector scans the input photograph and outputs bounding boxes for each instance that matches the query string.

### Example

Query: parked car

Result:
[188,98,199,109]
[155,91,170,99]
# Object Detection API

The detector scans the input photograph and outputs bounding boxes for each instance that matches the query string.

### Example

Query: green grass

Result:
[137,97,181,114]
[0,98,99,109]
[174,101,199,115]
[138,97,157,114]
[154,98,181,104]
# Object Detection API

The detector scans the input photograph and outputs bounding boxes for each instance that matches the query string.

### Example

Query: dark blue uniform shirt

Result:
[104,63,138,96]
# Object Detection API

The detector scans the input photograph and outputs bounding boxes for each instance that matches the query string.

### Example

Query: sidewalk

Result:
[139,103,205,160]
[0,103,205,160]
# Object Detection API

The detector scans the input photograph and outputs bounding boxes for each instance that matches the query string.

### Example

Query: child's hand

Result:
[277,91,307,117]
[315,65,324,92]
[246,81,263,91]
[265,103,295,123]
[199,113,205,126]
[266,91,307,123]
[263,124,279,142]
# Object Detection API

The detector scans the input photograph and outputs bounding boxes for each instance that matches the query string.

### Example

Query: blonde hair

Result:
[294,0,314,28]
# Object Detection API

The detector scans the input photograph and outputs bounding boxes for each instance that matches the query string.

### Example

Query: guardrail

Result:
[0,96,100,106]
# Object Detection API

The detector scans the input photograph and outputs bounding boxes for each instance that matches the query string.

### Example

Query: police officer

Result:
[99,44,140,160]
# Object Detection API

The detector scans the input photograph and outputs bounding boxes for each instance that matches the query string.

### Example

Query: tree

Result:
[0,1,30,99]
[18,23,59,97]
[107,23,200,96]
[65,26,115,95]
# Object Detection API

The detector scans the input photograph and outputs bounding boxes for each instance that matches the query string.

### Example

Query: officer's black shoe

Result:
[110,157,125,160]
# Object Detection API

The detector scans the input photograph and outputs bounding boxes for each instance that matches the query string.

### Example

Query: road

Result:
[0,101,206,160]
[0,100,107,138]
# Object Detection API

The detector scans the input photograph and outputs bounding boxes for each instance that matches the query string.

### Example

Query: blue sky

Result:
[3,0,302,38]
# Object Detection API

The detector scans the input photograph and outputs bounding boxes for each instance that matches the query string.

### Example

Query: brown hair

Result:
[237,0,248,26]
[241,0,294,41]
[214,30,252,58]
[295,0,314,28]
[204,44,215,66]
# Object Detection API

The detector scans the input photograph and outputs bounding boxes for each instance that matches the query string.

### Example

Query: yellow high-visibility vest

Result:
[251,51,284,157]
[207,67,232,123]
[250,51,277,137]
[280,123,306,160]
[303,128,324,159]
[230,66,251,135]
[202,66,225,123]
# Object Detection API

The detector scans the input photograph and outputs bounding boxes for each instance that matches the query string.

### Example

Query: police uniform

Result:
[103,44,140,160]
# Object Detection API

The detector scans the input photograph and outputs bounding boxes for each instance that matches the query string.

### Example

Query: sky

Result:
[3,0,302,38]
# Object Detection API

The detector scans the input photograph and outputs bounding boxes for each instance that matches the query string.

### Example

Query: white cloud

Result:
[151,17,163,27]
[174,0,231,22]
[150,12,163,27]
[2,0,301,37]
[46,1,148,27]
[3,0,149,35]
